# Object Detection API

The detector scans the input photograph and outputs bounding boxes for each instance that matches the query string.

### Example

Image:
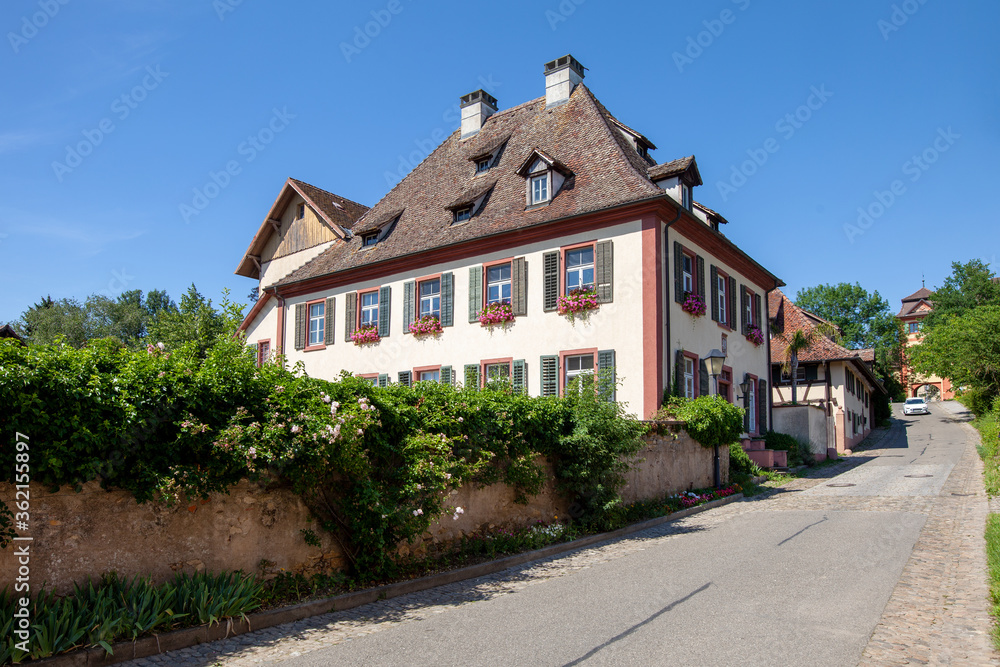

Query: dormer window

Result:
[531,175,549,205]
[362,232,379,247]
[476,158,492,174]
[454,206,473,223]
[681,184,692,211]
[637,144,649,159]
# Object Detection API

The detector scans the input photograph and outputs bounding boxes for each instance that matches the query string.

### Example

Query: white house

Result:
[236,55,783,426]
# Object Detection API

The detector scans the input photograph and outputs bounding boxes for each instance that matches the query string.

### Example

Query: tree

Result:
[777,329,815,405]
[146,285,245,356]
[923,260,1000,328]
[19,296,90,347]
[795,283,898,352]
[910,305,1000,398]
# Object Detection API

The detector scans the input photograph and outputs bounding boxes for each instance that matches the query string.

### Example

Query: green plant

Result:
[729,442,762,480]
[986,513,1000,648]
[764,430,805,467]
[672,396,745,450]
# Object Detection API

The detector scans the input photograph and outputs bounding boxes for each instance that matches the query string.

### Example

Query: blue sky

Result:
[1,0,997,323]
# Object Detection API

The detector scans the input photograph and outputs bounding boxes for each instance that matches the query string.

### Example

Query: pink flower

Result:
[290,425,300,434]
[413,508,423,516]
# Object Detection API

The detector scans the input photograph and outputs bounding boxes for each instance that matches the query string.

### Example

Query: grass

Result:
[987,514,1000,649]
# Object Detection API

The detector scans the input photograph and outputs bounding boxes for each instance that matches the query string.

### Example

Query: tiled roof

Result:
[902,287,932,302]
[277,85,667,287]
[769,289,871,365]
[647,156,702,185]
[694,201,729,224]
[857,348,876,363]
[897,287,935,317]
[288,179,369,231]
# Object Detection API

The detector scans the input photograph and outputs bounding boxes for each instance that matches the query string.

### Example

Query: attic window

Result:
[454,206,473,223]
[637,144,649,159]
[476,158,492,173]
[297,204,306,219]
[362,232,379,247]
[681,184,692,211]
[531,174,550,205]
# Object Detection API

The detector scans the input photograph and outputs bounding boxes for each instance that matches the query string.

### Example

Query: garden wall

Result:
[0,426,724,594]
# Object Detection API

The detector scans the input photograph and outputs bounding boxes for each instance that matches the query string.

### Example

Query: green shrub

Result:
[764,430,805,467]
[959,387,997,418]
[671,396,745,450]
[728,442,761,480]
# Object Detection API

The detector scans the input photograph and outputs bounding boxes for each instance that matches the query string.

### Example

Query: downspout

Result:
[662,202,682,404]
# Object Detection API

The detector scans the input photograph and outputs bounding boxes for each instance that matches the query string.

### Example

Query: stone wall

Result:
[0,426,724,594]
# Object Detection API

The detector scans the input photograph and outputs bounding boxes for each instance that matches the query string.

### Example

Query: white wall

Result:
[278,220,649,415]
[259,241,335,291]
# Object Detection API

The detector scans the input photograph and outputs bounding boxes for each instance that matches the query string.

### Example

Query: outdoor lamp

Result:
[705,349,726,379]
[738,379,751,399]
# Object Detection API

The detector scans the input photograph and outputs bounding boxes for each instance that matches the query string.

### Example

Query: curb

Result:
[36,493,742,666]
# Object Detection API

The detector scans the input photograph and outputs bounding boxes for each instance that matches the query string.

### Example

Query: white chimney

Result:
[460,89,498,139]
[544,54,585,108]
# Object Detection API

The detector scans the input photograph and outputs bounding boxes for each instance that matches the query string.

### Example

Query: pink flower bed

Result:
[351,324,380,346]
[478,301,515,327]
[557,288,599,316]
[745,325,764,347]
[681,292,706,317]
[410,315,443,336]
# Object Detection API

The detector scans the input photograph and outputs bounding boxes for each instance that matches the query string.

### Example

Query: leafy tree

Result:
[910,305,1000,398]
[146,285,245,356]
[795,283,898,353]
[19,296,90,347]
[924,260,1000,328]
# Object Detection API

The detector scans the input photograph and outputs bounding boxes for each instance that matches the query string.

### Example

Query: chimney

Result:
[460,89,498,139]
[544,54,585,108]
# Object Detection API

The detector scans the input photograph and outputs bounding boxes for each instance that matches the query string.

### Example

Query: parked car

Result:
[903,397,930,415]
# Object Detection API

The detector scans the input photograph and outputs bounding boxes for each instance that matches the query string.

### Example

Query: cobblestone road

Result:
[121,403,997,666]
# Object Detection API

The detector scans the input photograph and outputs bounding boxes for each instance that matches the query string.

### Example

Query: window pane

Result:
[420,370,440,382]
[486,263,512,305]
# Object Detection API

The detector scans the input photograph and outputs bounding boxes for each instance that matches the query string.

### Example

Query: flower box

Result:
[478,301,516,327]
[681,292,706,317]
[351,324,380,346]
[745,325,764,347]
[410,315,443,336]
[557,288,599,317]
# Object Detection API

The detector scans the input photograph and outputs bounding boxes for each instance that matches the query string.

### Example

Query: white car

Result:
[903,397,930,415]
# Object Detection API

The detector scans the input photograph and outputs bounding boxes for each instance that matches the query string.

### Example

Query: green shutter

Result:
[294,303,306,350]
[512,359,527,394]
[740,285,749,334]
[324,297,336,345]
[378,286,391,337]
[728,276,737,331]
[469,266,483,322]
[403,281,415,333]
[441,272,454,326]
[440,365,453,386]
[696,255,705,298]
[595,240,613,304]
[673,241,684,303]
[597,349,616,402]
[743,373,751,431]
[710,265,719,322]
[398,371,412,387]
[540,355,559,396]
[512,258,528,316]
[542,252,559,312]
[805,365,818,382]
[464,364,480,390]
[378,373,388,388]
[699,359,710,398]
[758,379,768,433]
[674,349,684,397]
[754,293,762,330]
[344,292,357,342]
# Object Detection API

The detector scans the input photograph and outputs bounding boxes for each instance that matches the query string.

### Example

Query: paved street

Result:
[125,402,997,667]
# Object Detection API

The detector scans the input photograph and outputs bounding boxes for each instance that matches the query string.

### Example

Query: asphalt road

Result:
[268,405,967,667]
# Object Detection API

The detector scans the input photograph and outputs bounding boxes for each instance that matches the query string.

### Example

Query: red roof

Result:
[770,289,870,364]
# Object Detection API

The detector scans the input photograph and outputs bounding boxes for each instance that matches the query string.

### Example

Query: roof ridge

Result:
[289,178,369,212]
[581,85,662,192]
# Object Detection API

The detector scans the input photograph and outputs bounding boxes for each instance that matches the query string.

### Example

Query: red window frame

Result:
[256,339,271,367]
[480,357,514,388]
[304,298,326,351]
[414,364,443,383]
[559,347,598,397]
[716,267,730,328]
[560,241,597,297]
[743,286,756,329]
[680,245,697,296]
[356,287,380,331]
[414,273,443,326]
[357,373,379,385]
[682,350,700,399]
[482,257,514,307]
[719,365,733,404]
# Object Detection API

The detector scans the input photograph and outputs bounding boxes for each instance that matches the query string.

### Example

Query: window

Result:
[358,373,379,386]
[565,246,595,294]
[565,354,595,393]
[362,232,379,247]
[486,263,512,305]
[717,274,728,324]
[419,370,441,383]
[719,368,732,403]
[682,253,694,294]
[681,184,692,210]
[308,302,325,347]
[454,206,473,223]
[748,380,757,433]
[745,288,754,328]
[360,291,379,327]
[297,203,305,219]
[257,340,270,367]
[419,279,441,319]
[484,361,511,386]
[683,357,695,399]
[476,157,491,173]
[909,322,920,334]
[531,174,549,204]
[637,144,649,159]
[781,366,807,383]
